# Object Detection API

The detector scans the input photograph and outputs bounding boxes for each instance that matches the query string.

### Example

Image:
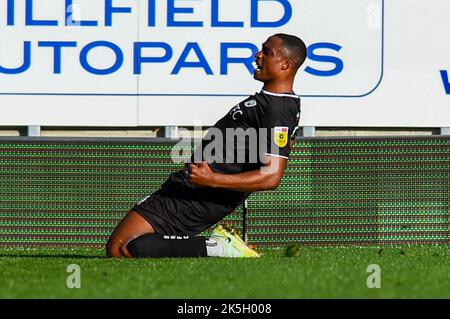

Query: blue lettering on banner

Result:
[0,41,31,74]
[171,42,213,75]
[0,0,383,96]
[305,43,344,77]
[134,42,173,74]
[147,0,156,27]
[38,41,78,74]
[220,43,259,75]
[167,0,203,27]
[105,0,132,27]
[251,0,292,28]
[7,0,14,25]
[65,0,98,26]
[440,70,450,95]
[3,0,295,28]
[212,0,244,27]
[0,40,344,77]
[26,0,58,26]
[79,41,124,75]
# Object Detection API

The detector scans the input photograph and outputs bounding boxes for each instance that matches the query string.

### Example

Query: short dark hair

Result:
[274,33,307,71]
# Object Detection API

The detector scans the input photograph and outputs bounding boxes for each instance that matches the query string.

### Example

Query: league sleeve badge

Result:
[274,127,289,148]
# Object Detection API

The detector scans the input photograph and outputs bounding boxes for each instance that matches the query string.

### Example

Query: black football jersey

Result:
[160,89,301,214]
[193,89,301,174]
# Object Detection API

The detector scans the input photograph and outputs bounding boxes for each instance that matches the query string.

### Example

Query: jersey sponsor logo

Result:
[229,105,243,120]
[274,127,289,148]
[244,99,257,108]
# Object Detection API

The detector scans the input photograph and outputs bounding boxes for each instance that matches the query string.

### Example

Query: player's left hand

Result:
[189,162,216,187]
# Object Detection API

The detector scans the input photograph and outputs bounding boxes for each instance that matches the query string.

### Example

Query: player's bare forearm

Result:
[209,168,283,192]
[189,156,288,192]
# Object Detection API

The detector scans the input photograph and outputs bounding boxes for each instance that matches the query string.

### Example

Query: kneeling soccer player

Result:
[106,33,307,258]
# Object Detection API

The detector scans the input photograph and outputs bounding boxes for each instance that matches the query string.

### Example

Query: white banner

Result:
[0,0,448,127]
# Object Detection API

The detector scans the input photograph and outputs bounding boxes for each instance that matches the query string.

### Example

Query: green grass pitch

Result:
[1,246,449,299]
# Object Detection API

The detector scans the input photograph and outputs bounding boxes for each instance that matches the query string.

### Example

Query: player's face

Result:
[253,36,286,83]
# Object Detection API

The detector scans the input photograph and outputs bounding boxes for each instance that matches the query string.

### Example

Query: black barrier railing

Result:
[0,136,449,247]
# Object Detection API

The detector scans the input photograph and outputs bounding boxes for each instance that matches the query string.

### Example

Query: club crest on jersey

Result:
[244,99,257,108]
[274,127,289,148]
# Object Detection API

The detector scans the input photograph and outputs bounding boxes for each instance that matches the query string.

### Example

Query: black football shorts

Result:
[131,190,231,236]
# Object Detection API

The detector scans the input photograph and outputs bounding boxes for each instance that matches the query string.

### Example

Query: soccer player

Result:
[106,33,307,258]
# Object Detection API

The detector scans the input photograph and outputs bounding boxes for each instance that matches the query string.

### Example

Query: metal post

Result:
[242,199,248,244]
[27,126,41,137]
[165,126,179,138]
[441,128,450,135]
[303,126,316,137]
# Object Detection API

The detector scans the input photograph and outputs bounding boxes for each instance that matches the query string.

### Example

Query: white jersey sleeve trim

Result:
[263,153,289,160]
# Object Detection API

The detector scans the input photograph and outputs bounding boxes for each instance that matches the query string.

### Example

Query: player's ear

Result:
[281,58,293,71]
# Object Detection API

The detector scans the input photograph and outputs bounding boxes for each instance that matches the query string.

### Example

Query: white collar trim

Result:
[261,89,300,99]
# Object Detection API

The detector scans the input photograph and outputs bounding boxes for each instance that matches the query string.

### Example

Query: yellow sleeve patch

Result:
[274,127,289,148]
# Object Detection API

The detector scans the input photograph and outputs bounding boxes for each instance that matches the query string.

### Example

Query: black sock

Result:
[127,233,208,258]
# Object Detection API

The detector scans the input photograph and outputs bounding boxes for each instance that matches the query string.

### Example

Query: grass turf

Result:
[0,246,449,299]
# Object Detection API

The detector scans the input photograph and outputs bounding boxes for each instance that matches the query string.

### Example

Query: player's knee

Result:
[105,237,125,258]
